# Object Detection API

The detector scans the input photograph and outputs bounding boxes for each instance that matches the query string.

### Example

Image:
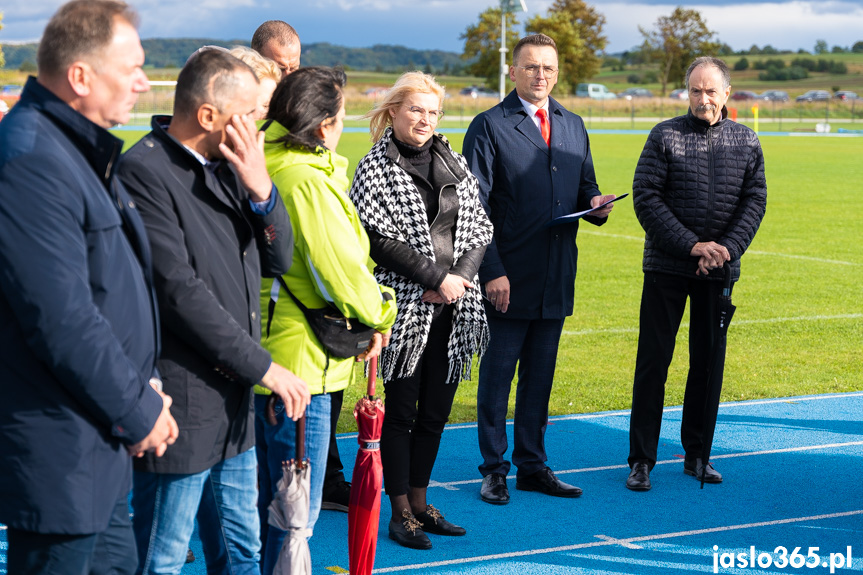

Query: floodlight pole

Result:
[499,0,527,103]
[499,9,507,102]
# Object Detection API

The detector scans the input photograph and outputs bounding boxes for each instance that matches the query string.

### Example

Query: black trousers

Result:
[380,305,459,496]
[628,272,732,469]
[7,493,136,575]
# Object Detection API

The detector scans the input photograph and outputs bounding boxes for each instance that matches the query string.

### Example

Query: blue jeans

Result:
[255,393,330,575]
[477,316,565,478]
[131,448,260,575]
[7,493,136,575]
[196,481,229,574]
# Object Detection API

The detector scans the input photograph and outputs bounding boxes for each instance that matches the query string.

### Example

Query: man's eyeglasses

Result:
[516,65,559,78]
[405,106,444,123]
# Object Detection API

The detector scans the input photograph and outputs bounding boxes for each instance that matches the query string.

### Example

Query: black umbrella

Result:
[699,261,736,488]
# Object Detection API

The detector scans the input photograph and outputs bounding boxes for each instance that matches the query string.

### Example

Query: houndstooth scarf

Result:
[349,128,493,384]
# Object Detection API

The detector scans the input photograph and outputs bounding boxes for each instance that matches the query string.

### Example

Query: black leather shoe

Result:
[415,505,466,536]
[388,510,432,550]
[480,472,510,504]
[516,467,582,498]
[321,480,351,512]
[684,458,723,483]
[626,462,652,491]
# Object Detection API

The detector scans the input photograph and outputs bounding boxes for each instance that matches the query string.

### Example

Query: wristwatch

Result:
[149,377,163,393]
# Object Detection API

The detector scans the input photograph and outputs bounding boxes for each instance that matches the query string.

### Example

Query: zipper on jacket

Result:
[428,149,461,238]
[321,350,329,394]
[705,128,716,234]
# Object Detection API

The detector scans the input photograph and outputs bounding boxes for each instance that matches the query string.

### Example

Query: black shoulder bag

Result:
[267,276,379,358]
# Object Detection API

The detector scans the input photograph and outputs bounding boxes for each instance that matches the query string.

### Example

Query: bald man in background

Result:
[251,20,300,75]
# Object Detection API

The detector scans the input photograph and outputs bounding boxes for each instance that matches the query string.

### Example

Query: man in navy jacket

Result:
[0,2,178,574]
[463,33,615,505]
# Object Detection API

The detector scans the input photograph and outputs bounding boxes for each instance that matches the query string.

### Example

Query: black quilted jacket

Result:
[633,108,767,281]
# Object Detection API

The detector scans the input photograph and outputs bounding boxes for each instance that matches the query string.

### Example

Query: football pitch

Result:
[112,127,863,425]
[343,130,863,425]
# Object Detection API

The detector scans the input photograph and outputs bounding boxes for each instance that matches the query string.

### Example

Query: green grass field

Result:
[112,127,863,431]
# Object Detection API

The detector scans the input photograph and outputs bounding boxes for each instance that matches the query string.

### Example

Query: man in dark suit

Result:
[0,2,178,574]
[117,49,310,574]
[463,33,616,505]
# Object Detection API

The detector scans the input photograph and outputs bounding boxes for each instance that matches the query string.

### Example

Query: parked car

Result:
[459,86,498,98]
[575,83,616,100]
[363,87,390,98]
[759,90,789,102]
[833,91,858,101]
[619,87,653,100]
[730,90,759,101]
[795,90,831,102]
[669,88,688,100]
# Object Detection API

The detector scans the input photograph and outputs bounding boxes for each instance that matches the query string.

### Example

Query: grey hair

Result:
[685,57,731,90]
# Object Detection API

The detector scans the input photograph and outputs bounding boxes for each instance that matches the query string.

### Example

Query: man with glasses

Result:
[463,33,616,505]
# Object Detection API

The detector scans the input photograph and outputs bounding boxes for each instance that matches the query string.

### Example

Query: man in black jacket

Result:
[0,2,178,574]
[117,49,310,574]
[626,57,767,492]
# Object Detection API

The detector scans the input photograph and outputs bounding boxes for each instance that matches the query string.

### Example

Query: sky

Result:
[2,0,862,56]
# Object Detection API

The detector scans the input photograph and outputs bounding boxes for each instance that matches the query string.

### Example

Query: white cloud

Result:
[600,1,863,52]
[1,0,861,53]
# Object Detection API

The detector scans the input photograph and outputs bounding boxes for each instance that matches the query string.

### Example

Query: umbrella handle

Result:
[367,356,378,397]
[296,414,306,463]
[722,261,733,298]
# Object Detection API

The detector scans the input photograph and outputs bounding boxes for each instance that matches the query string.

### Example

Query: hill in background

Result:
[1,38,467,74]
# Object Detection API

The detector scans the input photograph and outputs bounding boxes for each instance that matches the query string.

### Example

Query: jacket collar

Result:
[502,90,558,154]
[148,115,246,213]
[21,76,124,188]
[501,90,562,119]
[382,128,467,187]
[686,106,729,132]
[149,114,205,163]
[261,120,349,189]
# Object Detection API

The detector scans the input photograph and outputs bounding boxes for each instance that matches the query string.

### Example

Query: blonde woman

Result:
[229,45,281,120]
[349,72,493,550]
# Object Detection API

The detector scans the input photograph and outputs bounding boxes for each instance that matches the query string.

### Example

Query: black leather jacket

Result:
[367,135,485,290]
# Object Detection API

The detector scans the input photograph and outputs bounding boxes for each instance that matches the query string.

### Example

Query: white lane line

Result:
[552,391,863,420]
[594,534,643,550]
[562,313,863,336]
[337,392,863,439]
[426,440,863,488]
[747,250,861,266]
[579,229,862,266]
[371,509,863,573]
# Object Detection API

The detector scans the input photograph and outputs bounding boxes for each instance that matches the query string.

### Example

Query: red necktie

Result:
[536,108,550,146]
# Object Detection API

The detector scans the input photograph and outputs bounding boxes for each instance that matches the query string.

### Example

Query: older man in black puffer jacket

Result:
[625,57,767,492]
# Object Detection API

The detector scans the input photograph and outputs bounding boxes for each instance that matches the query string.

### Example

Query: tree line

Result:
[3,5,861,94]
[0,37,467,75]
[460,2,863,96]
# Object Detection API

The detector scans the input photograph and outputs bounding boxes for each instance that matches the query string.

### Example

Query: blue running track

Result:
[2,392,861,574]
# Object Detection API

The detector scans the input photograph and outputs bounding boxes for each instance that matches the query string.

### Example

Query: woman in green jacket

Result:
[255,67,397,575]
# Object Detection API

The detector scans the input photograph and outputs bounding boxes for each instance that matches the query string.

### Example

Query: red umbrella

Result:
[348,356,384,575]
